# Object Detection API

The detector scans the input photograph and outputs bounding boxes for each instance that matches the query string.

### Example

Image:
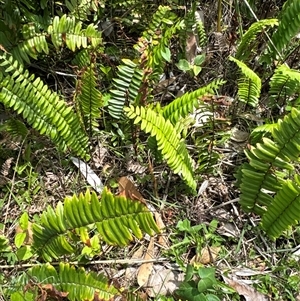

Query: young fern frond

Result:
[32,188,159,261]
[264,0,300,62]
[125,105,196,191]
[239,108,300,237]
[230,57,261,107]
[162,79,225,124]
[235,19,278,61]
[108,59,143,118]
[0,52,90,159]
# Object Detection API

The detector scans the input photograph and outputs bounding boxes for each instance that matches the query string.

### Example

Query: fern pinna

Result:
[32,188,159,261]
[238,108,300,238]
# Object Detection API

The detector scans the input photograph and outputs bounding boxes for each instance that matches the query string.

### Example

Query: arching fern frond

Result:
[125,105,196,191]
[162,79,225,124]
[65,0,99,21]
[32,188,159,261]
[230,56,261,107]
[238,108,300,237]
[0,52,90,159]
[108,59,143,119]
[236,19,278,61]
[19,263,120,301]
[264,0,300,62]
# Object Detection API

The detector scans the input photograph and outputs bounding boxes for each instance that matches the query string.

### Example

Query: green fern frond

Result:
[48,14,102,51]
[20,262,120,301]
[163,79,225,124]
[196,21,207,47]
[261,175,300,238]
[230,57,261,107]
[1,119,28,140]
[66,0,99,21]
[0,52,90,159]
[239,108,300,236]
[108,59,143,118]
[264,0,300,62]
[32,188,159,260]
[269,65,300,106]
[75,63,102,134]
[235,19,278,61]
[125,105,196,191]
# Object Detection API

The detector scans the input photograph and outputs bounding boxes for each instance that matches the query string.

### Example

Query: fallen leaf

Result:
[71,157,104,193]
[191,246,220,265]
[223,276,269,301]
[146,265,185,297]
[118,176,146,205]
[137,237,155,287]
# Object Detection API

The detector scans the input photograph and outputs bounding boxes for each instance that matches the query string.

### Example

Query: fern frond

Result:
[230,57,261,107]
[0,52,90,159]
[261,175,300,238]
[75,62,102,134]
[239,108,300,226]
[21,263,120,301]
[265,0,300,62]
[32,188,159,260]
[269,65,300,106]
[163,79,225,124]
[125,105,196,190]
[108,59,143,119]
[1,119,28,140]
[66,0,99,21]
[48,14,102,51]
[236,19,278,61]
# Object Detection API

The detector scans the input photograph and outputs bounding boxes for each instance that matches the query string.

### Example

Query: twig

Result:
[0,257,168,270]
[201,197,240,212]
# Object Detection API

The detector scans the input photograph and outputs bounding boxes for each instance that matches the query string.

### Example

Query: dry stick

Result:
[201,197,240,213]
[0,257,168,270]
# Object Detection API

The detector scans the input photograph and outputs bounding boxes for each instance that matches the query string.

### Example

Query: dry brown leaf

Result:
[154,212,169,247]
[118,176,146,205]
[223,276,269,301]
[137,237,155,287]
[146,266,185,297]
[191,246,220,265]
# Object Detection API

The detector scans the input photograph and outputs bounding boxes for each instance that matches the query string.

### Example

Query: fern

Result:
[264,0,300,62]
[108,59,143,119]
[261,175,300,238]
[162,79,225,124]
[238,107,300,237]
[125,105,196,191]
[269,64,300,107]
[0,52,90,159]
[32,188,159,261]
[230,57,261,107]
[235,19,278,61]
[17,263,120,301]
[75,60,103,134]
